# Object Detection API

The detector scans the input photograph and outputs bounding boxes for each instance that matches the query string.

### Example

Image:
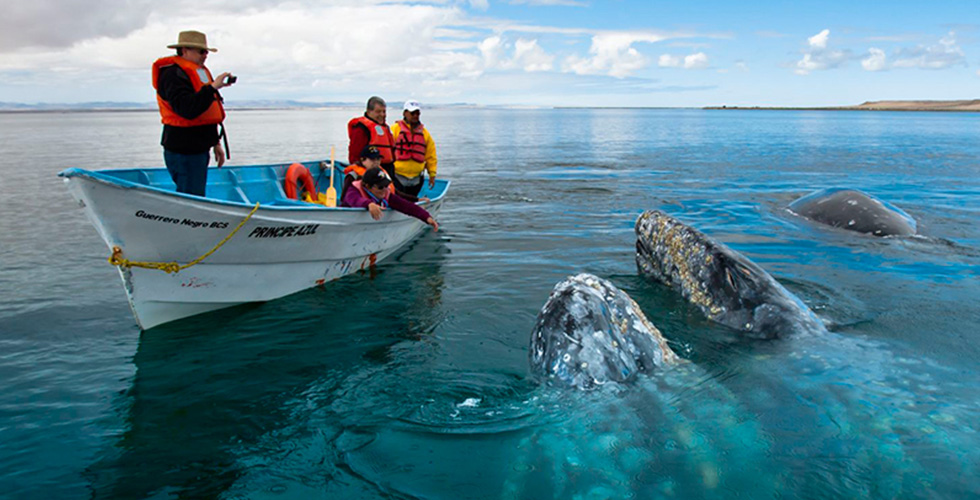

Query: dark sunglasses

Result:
[196,49,209,55]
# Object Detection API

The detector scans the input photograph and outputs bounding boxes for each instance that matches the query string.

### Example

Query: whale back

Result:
[529,273,678,390]
[789,188,916,236]
[635,210,824,339]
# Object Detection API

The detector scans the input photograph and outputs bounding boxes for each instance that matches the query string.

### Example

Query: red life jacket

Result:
[394,120,426,163]
[351,180,395,203]
[151,56,225,127]
[348,116,394,163]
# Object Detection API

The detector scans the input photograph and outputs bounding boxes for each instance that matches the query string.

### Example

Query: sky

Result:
[0,0,977,107]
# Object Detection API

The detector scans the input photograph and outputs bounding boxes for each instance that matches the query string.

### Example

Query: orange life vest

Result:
[394,120,426,163]
[152,56,226,127]
[348,116,394,163]
[343,162,368,177]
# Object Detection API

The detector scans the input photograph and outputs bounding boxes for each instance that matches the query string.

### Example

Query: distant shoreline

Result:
[703,100,980,112]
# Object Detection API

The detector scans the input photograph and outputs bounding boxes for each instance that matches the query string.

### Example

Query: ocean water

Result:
[1,108,978,499]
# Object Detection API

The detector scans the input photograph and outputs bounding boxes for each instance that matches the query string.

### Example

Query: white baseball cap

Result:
[403,100,422,112]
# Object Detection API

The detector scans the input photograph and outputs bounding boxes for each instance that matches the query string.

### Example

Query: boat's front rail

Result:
[63,161,449,208]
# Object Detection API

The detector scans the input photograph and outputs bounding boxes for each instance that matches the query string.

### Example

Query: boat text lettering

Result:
[135,210,180,224]
[248,224,319,238]
[134,210,230,229]
[181,218,229,229]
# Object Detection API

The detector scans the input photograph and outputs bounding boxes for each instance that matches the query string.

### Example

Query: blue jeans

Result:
[163,149,210,196]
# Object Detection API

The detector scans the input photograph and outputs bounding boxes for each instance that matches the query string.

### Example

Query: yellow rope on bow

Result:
[109,202,260,274]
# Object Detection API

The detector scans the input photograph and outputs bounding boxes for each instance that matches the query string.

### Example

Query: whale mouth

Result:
[634,211,667,274]
[635,235,654,261]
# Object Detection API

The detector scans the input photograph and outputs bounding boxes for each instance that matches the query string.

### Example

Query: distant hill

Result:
[851,100,980,111]
[705,100,980,112]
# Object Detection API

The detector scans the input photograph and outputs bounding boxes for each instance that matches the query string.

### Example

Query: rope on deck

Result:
[109,202,261,274]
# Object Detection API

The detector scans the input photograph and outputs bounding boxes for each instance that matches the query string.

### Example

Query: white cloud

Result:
[478,36,555,72]
[795,54,819,74]
[0,0,718,103]
[479,36,506,68]
[794,29,849,75]
[683,52,708,69]
[862,48,887,71]
[807,29,830,49]
[859,32,965,72]
[513,39,554,71]
[564,31,666,77]
[0,3,485,98]
[658,54,680,67]
[891,31,965,69]
[658,52,708,69]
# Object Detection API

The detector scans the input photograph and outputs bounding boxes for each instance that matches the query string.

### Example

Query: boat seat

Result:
[236,180,289,204]
[200,169,245,202]
[231,166,293,204]
[205,184,247,203]
[131,169,177,190]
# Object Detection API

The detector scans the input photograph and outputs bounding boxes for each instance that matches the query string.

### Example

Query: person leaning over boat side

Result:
[389,100,437,199]
[152,30,234,196]
[341,145,384,199]
[347,96,395,173]
[342,167,439,232]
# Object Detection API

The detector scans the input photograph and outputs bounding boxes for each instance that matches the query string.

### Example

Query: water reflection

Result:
[86,236,448,498]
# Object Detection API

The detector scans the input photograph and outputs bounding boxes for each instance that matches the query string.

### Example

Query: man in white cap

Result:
[389,100,438,198]
[151,30,235,196]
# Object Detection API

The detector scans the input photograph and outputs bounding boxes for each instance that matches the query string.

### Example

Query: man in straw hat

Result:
[152,30,235,196]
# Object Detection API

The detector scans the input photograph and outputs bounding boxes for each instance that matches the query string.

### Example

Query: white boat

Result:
[59,160,448,330]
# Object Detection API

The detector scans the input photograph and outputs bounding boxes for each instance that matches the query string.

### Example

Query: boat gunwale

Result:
[58,163,450,212]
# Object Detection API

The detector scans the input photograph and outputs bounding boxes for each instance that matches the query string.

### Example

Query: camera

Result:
[226,75,237,84]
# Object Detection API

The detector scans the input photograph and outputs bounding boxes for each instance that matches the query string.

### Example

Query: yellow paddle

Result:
[324,146,337,208]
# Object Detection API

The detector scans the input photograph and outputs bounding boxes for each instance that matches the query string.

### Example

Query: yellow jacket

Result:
[391,121,437,179]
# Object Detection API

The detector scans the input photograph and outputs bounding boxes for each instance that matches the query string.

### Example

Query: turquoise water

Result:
[1,108,979,499]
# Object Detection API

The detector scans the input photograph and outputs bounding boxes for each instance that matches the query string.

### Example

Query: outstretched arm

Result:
[387,193,437,230]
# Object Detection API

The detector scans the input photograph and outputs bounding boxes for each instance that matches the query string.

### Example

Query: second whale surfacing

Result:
[788,188,916,236]
[635,209,824,339]
[529,273,679,389]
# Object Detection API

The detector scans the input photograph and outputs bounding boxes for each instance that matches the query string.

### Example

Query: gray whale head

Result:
[788,188,916,237]
[529,273,678,390]
[635,210,824,339]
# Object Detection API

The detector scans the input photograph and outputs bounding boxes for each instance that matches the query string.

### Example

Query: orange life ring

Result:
[284,163,315,200]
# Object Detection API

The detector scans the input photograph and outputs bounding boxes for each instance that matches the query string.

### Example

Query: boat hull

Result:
[61,164,446,330]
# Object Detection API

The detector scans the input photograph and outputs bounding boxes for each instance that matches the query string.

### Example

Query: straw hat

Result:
[167,31,217,52]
